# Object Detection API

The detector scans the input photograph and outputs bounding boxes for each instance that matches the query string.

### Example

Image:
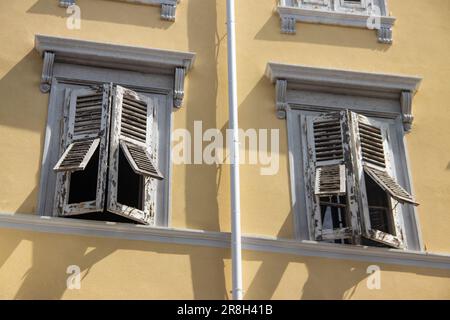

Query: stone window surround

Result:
[58,0,181,22]
[278,0,395,44]
[265,61,424,251]
[35,34,195,227]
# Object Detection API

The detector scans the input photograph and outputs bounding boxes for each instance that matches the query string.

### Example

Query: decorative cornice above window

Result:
[265,62,422,131]
[35,34,195,108]
[58,0,181,21]
[278,0,396,44]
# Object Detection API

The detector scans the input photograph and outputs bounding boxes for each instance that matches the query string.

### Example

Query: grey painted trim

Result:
[0,212,449,270]
[277,1,395,43]
[35,34,195,73]
[266,62,422,131]
[266,62,422,93]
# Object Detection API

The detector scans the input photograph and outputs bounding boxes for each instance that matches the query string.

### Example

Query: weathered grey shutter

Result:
[353,113,417,248]
[107,86,162,225]
[306,111,352,241]
[54,85,111,216]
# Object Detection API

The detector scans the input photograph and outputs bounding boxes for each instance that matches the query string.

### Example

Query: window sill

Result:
[277,5,396,43]
[0,212,449,270]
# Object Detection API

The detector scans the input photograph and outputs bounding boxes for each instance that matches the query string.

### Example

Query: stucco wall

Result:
[0,0,449,299]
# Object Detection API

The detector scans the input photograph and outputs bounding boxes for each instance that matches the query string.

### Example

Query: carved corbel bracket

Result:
[281,16,296,34]
[401,91,414,132]
[377,25,393,44]
[276,79,288,119]
[40,52,55,93]
[161,3,177,21]
[59,0,75,7]
[174,67,186,108]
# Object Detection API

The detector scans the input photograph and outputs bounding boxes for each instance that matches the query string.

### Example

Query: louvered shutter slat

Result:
[315,164,346,195]
[364,166,418,205]
[53,138,100,172]
[120,140,163,179]
[107,86,161,225]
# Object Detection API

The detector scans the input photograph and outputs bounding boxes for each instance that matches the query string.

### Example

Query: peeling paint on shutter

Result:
[53,85,111,216]
[364,166,418,205]
[354,113,411,248]
[53,138,100,172]
[312,113,344,163]
[120,140,163,179]
[305,111,353,242]
[358,121,386,168]
[107,85,161,225]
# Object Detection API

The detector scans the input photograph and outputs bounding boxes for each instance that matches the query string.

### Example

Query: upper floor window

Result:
[35,35,195,227]
[53,84,164,225]
[278,0,395,43]
[302,110,417,248]
[266,62,424,250]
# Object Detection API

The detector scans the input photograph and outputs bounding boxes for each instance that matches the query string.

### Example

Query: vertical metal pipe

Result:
[226,0,243,300]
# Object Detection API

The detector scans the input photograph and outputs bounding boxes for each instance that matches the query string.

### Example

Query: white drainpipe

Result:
[226,0,243,301]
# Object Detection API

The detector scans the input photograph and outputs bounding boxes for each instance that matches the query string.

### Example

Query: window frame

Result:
[35,35,195,228]
[266,62,423,251]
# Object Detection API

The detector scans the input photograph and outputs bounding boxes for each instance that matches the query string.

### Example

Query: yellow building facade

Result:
[0,0,449,299]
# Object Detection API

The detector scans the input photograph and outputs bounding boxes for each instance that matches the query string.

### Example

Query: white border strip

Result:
[1,212,449,270]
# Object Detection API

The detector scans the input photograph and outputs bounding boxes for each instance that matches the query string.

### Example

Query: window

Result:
[35,35,195,227]
[266,62,424,250]
[53,84,163,225]
[302,110,417,248]
[277,0,395,43]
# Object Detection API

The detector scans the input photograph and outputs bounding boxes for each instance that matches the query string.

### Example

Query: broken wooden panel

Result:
[364,166,418,206]
[314,164,346,196]
[321,227,353,241]
[53,138,100,172]
[119,140,163,179]
[366,229,404,249]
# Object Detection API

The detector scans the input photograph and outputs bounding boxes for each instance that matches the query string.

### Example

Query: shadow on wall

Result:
[27,0,171,29]
[255,9,390,51]
[184,0,228,299]
[0,50,48,214]
[0,228,230,299]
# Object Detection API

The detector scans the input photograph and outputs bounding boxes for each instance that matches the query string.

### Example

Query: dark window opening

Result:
[68,147,144,224]
[68,148,99,204]
[117,147,144,210]
[365,172,393,234]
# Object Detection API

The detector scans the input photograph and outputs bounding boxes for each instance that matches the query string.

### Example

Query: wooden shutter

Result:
[306,111,352,241]
[107,86,161,225]
[353,113,416,248]
[54,85,111,216]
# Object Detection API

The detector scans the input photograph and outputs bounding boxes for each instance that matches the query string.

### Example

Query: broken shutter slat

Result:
[53,138,100,172]
[364,166,418,205]
[53,85,112,216]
